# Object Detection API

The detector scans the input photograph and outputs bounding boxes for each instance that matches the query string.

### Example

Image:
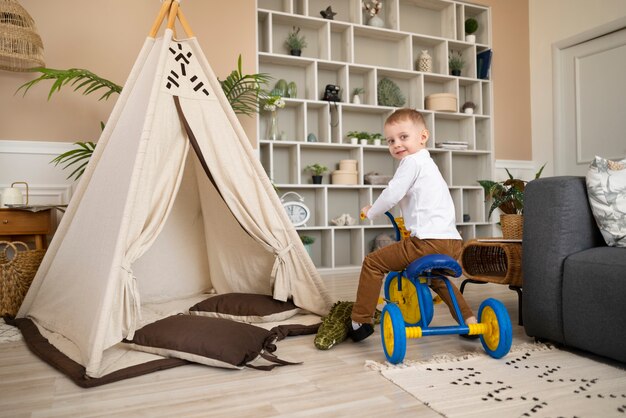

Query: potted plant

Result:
[370,132,383,146]
[300,235,315,256]
[465,18,478,43]
[352,87,365,104]
[347,130,368,145]
[461,101,477,115]
[449,50,465,76]
[478,163,546,239]
[305,163,328,184]
[285,26,307,56]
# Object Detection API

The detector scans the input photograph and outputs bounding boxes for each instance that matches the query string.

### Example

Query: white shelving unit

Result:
[257,0,494,271]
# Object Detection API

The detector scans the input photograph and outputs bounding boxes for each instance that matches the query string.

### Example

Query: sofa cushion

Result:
[562,247,626,363]
[586,156,626,247]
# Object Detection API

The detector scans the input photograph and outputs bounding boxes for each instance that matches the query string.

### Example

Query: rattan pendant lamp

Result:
[0,0,44,71]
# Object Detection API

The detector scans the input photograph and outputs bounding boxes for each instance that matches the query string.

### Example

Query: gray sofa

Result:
[523,176,626,363]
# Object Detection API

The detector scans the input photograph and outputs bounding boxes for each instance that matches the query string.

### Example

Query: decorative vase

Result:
[312,175,323,184]
[287,81,297,98]
[367,15,384,28]
[307,133,318,142]
[417,50,432,72]
[352,94,361,104]
[268,111,279,140]
[466,34,476,44]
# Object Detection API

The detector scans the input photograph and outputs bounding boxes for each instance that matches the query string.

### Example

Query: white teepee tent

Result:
[17,1,331,379]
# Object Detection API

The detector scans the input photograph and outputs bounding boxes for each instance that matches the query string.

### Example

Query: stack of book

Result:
[435,141,468,150]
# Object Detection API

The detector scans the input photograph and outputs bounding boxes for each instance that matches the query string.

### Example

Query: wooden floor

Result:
[0,273,533,418]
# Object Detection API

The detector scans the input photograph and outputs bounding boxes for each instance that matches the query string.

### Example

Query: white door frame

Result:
[552,16,626,175]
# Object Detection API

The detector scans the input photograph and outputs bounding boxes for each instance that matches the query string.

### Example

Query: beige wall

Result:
[2,1,537,163]
[0,0,257,144]
[473,0,532,161]
[529,0,626,176]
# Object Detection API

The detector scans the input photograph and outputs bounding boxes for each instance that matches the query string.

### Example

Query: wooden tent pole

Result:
[166,0,180,31]
[177,8,194,38]
[148,0,173,38]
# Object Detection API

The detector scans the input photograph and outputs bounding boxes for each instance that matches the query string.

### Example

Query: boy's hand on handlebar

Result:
[360,205,372,220]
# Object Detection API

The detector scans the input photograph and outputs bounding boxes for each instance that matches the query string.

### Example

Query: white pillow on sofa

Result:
[585,156,626,247]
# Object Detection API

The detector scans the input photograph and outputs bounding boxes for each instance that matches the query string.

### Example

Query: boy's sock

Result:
[460,315,480,339]
[348,321,374,342]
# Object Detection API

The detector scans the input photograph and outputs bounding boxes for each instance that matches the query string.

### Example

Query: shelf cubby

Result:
[348,65,376,106]
[271,14,329,59]
[462,187,485,224]
[412,35,448,75]
[353,26,411,70]
[450,152,491,187]
[364,227,396,254]
[334,228,363,267]
[330,22,352,62]
[474,117,492,151]
[463,4,491,46]
[398,0,456,40]
[306,101,331,143]
[433,113,475,147]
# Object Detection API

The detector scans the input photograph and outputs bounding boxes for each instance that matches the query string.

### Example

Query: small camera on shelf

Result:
[322,84,341,102]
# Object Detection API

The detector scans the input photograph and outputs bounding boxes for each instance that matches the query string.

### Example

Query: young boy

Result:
[349,108,477,342]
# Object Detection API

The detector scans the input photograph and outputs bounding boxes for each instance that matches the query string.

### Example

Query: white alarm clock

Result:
[280,191,310,227]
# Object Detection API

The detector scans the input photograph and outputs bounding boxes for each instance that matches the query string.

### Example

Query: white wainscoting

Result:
[0,141,77,231]
[0,140,77,206]
[494,159,540,182]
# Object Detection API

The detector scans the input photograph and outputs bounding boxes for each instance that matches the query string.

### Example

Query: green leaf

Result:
[535,162,546,179]
[16,67,122,101]
[50,142,96,181]
[219,54,271,116]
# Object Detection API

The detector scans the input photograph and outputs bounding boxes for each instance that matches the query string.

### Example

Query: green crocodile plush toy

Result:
[314,301,381,350]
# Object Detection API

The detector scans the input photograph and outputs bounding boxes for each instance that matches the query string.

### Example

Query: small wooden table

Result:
[460,239,523,325]
[0,208,53,249]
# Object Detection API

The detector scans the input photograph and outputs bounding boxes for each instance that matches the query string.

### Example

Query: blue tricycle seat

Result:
[405,253,462,280]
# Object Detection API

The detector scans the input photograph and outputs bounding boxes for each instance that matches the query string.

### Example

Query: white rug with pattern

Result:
[367,343,626,417]
[0,318,22,343]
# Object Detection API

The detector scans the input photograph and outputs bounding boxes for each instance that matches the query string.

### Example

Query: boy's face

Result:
[384,118,429,161]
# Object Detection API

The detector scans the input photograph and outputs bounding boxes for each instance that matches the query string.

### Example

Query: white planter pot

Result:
[464,108,474,115]
[352,94,361,104]
[360,139,369,146]
[349,137,358,145]
[466,34,476,43]
[373,139,382,146]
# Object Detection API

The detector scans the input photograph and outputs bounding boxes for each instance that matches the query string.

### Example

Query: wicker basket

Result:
[0,241,45,317]
[500,214,523,240]
[461,241,523,287]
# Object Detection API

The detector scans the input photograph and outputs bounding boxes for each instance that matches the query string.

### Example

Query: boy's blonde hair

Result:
[385,108,427,129]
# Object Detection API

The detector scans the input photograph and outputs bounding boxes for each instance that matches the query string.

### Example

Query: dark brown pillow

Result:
[189,293,300,323]
[125,315,281,369]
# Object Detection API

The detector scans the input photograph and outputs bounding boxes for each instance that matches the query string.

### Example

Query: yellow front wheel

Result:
[478,298,513,359]
[381,304,406,364]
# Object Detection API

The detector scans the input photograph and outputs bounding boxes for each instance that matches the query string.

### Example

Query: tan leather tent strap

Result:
[149,0,194,39]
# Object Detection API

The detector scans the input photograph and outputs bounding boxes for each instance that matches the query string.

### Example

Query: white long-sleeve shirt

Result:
[367,149,461,240]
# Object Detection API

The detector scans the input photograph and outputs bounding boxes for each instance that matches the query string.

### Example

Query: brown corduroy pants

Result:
[351,237,474,324]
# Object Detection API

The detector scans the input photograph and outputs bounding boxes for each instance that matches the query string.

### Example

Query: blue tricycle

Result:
[378,212,513,364]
